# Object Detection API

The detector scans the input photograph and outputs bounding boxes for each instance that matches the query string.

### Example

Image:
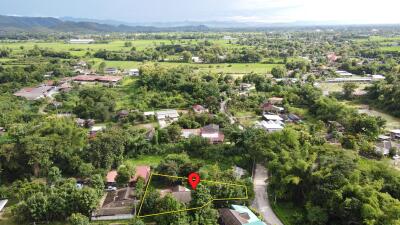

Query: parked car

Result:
[106,186,117,192]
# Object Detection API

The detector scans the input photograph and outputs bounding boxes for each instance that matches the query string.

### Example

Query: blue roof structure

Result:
[231,205,266,225]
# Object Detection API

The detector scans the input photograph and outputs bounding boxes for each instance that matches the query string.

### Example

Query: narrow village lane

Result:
[252,164,284,225]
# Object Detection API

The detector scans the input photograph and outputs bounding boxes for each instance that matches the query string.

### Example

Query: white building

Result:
[326,78,372,83]
[255,120,284,133]
[104,68,119,75]
[127,69,140,76]
[144,111,155,116]
[372,74,385,80]
[90,126,106,133]
[263,114,284,122]
[156,110,180,128]
[263,114,285,127]
[14,85,58,101]
[156,110,179,121]
[336,70,353,76]
[69,39,95,44]
[192,56,203,63]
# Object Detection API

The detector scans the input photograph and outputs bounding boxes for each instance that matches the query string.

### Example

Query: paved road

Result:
[252,164,284,225]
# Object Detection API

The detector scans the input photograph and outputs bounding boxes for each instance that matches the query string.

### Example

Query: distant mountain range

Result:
[60,16,345,28]
[0,15,211,33]
[0,15,397,34]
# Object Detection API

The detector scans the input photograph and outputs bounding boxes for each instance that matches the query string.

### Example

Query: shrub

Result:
[68,213,89,225]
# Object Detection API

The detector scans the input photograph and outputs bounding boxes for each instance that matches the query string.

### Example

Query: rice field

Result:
[0,39,240,56]
[380,46,400,52]
[1,39,279,74]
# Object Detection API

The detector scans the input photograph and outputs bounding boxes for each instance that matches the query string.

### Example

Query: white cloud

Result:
[233,0,302,10]
[228,0,400,24]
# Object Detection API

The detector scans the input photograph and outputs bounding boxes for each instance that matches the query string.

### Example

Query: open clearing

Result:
[95,60,278,74]
[0,39,241,56]
[138,173,248,218]
[317,82,371,94]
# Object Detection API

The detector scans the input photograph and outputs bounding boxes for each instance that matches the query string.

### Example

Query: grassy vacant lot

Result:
[317,82,370,94]
[232,110,260,127]
[125,155,164,168]
[349,103,400,130]
[87,59,277,74]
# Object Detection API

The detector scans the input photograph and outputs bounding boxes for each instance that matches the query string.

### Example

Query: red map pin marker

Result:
[188,172,201,190]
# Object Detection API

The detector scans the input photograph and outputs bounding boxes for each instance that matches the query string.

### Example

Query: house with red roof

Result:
[327,52,339,63]
[192,104,208,114]
[72,75,123,86]
[181,124,224,144]
[14,85,57,101]
[201,124,225,144]
[106,170,118,186]
[129,165,151,186]
[106,165,151,187]
[260,102,284,114]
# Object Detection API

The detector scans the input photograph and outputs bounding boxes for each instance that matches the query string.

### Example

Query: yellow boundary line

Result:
[137,172,248,218]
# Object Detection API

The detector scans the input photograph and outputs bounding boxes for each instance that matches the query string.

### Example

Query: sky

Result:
[2,0,400,24]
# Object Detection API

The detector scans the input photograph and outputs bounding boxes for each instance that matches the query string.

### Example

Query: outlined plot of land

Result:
[137,173,248,218]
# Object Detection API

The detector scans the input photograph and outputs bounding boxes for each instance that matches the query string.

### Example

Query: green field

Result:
[0,39,241,56]
[94,60,277,74]
[125,155,164,168]
[355,36,400,43]
[1,39,279,74]
[353,35,400,52]
[380,46,400,52]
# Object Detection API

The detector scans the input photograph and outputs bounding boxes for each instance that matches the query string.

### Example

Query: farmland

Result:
[0,39,280,74]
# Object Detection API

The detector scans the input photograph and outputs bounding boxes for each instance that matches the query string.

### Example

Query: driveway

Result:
[252,164,284,225]
[220,99,244,130]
